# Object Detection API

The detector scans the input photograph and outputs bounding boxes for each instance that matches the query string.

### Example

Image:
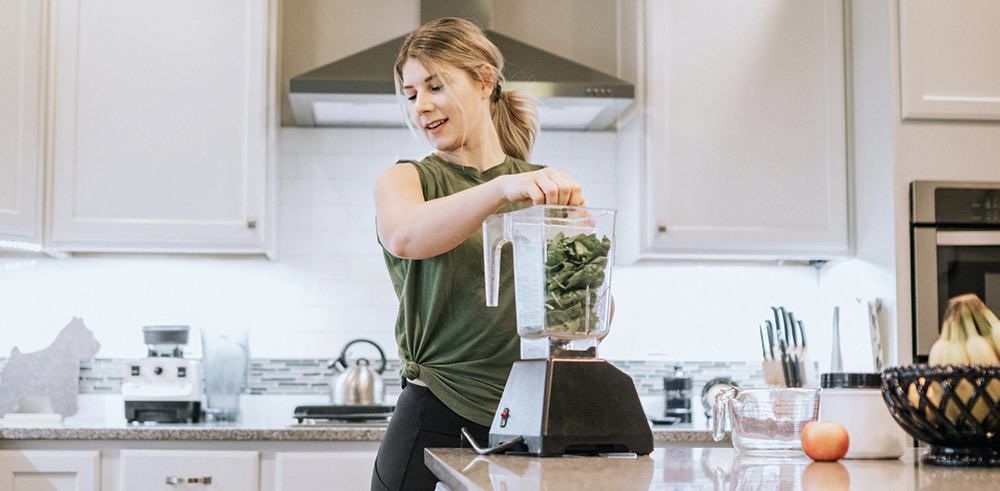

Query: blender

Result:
[471,205,653,456]
[122,325,203,423]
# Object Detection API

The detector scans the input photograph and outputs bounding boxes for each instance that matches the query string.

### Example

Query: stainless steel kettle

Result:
[328,339,387,405]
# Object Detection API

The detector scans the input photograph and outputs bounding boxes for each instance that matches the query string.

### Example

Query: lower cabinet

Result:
[0,443,381,491]
[0,450,100,491]
[120,450,258,490]
[274,451,377,491]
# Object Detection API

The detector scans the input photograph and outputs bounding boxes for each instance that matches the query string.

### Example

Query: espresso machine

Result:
[471,205,653,456]
[122,325,203,423]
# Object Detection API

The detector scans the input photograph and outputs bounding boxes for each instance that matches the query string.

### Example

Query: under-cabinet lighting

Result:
[0,240,43,253]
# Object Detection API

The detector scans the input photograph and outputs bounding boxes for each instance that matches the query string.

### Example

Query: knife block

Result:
[762,359,816,388]
[763,360,785,386]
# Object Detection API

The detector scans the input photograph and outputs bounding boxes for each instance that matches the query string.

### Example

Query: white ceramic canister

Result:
[818,373,910,459]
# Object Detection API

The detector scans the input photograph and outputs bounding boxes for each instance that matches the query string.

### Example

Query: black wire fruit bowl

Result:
[881,364,1000,466]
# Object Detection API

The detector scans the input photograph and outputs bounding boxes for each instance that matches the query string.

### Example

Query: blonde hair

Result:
[394,17,538,161]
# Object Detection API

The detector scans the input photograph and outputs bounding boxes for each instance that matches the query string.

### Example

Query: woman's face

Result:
[400,58,490,152]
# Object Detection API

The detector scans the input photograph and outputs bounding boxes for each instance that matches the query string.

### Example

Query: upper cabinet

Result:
[47,0,275,254]
[640,0,848,259]
[900,0,1000,120]
[0,0,45,248]
[0,0,277,255]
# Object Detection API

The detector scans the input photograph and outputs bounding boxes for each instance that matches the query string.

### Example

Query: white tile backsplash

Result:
[0,127,883,369]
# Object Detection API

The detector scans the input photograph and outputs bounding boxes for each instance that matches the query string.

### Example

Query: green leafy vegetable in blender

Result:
[544,232,612,335]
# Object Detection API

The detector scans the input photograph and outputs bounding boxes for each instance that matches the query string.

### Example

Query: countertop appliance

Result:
[463,206,653,457]
[911,181,1000,362]
[329,339,387,405]
[122,326,203,424]
[663,365,693,424]
[288,0,634,130]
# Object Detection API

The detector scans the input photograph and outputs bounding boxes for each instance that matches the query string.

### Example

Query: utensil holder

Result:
[762,360,816,388]
[762,360,785,386]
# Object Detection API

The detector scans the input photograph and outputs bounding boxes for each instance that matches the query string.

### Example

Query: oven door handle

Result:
[936,230,1000,246]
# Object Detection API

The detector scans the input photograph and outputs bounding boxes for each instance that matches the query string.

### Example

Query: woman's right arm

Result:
[375,164,584,260]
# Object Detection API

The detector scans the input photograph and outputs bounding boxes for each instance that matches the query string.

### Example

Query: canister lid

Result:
[820,372,882,389]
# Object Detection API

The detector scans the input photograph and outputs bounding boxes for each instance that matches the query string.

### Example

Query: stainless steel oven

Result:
[911,181,1000,362]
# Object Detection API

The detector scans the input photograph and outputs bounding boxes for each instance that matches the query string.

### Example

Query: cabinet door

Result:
[900,0,1000,120]
[0,0,44,248]
[0,450,100,491]
[48,0,274,253]
[121,450,258,490]
[644,0,848,258]
[274,451,377,491]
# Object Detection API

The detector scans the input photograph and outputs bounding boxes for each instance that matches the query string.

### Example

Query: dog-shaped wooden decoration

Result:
[0,317,101,416]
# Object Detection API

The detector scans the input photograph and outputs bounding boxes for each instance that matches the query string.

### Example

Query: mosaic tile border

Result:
[1,358,779,399]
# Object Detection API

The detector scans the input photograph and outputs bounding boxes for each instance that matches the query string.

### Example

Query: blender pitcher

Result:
[483,205,615,357]
[475,205,652,456]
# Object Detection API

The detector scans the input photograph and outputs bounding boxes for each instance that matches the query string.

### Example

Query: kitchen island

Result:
[425,447,1000,490]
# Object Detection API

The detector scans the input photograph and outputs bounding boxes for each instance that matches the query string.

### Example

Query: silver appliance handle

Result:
[913,228,939,357]
[936,230,1000,246]
[460,427,524,455]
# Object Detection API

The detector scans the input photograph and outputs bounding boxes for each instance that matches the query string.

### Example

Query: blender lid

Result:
[143,325,191,346]
[499,204,616,223]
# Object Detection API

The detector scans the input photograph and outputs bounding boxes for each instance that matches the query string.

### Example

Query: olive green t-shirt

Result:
[380,153,544,426]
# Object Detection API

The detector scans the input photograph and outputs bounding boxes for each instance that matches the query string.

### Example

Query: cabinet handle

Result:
[657,223,668,233]
[165,475,213,485]
[247,217,258,229]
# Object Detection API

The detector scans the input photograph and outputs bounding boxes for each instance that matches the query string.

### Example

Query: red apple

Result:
[801,461,851,491]
[800,421,850,462]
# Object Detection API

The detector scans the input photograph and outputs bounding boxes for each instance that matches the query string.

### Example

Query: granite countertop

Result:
[0,422,724,443]
[425,447,1000,491]
[0,422,389,441]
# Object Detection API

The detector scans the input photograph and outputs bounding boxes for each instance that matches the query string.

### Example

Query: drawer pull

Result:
[165,475,213,485]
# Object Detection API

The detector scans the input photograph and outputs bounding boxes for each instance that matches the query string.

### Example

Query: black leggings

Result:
[371,383,489,491]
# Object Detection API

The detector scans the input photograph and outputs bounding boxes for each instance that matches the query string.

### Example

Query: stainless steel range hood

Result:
[288,0,634,131]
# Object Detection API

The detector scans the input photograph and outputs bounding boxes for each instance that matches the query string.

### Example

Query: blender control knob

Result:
[154,366,164,375]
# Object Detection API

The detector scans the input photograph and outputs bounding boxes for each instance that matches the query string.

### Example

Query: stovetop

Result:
[288,420,390,428]
[292,404,394,424]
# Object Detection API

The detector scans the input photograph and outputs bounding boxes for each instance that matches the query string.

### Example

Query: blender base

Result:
[488,359,653,457]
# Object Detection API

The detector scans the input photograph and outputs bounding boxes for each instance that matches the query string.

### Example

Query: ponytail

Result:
[491,88,538,162]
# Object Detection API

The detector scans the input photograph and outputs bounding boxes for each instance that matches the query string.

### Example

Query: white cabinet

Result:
[273,451,377,491]
[899,0,1000,120]
[0,450,100,491]
[0,0,45,248]
[42,0,275,254]
[641,0,848,258]
[121,450,258,490]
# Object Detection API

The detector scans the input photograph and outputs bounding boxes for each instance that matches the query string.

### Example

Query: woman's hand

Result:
[495,168,585,206]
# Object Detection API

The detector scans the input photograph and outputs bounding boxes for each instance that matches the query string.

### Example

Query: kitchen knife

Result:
[759,325,770,360]
[765,320,776,360]
[868,300,884,371]
[790,353,801,387]
[787,310,799,348]
[778,307,791,345]
[797,319,807,348]
[779,339,791,387]
[771,307,784,344]
[831,306,843,372]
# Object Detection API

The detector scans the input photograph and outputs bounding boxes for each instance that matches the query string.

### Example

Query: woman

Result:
[371,17,586,491]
